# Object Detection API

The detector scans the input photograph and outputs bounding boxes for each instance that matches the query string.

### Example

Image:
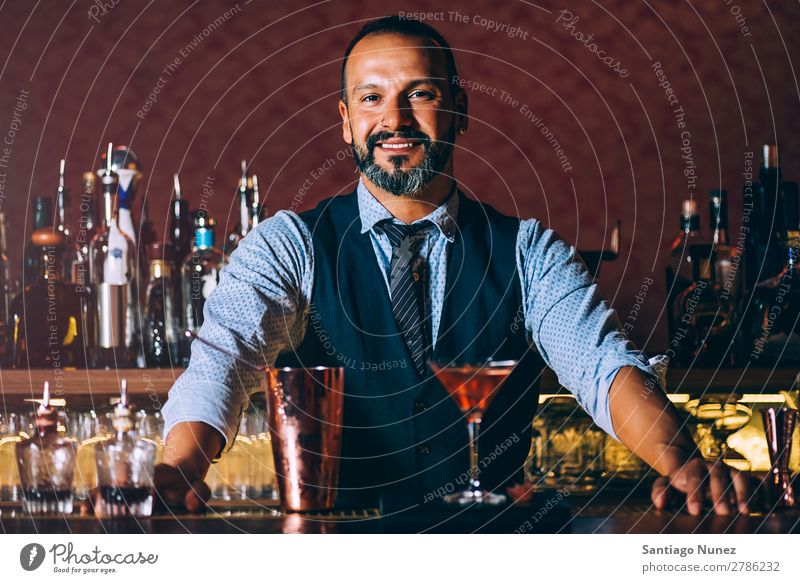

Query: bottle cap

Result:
[680,199,698,218]
[763,144,779,169]
[31,228,65,247]
[100,142,120,191]
[83,172,96,189]
[192,210,216,230]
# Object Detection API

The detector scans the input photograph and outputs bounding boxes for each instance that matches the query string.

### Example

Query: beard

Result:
[351,125,455,197]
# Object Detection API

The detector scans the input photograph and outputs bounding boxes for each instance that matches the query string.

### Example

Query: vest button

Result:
[417,443,432,455]
[413,400,428,413]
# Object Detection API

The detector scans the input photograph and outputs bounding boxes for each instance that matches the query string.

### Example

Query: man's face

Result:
[339,33,467,197]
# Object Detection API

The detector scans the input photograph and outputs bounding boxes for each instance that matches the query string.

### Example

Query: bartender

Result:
[159,16,751,515]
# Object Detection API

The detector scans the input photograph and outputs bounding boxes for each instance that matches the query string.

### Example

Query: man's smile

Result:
[376,139,423,152]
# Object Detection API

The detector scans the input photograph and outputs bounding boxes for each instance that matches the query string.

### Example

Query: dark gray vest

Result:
[276,191,544,506]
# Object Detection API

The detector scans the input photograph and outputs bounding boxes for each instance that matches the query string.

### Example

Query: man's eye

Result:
[361,95,380,102]
[410,91,434,99]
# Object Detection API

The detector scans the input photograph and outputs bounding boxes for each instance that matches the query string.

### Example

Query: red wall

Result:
[0,0,798,352]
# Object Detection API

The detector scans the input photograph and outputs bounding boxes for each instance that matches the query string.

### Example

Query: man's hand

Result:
[153,463,211,513]
[651,457,753,515]
[155,420,224,513]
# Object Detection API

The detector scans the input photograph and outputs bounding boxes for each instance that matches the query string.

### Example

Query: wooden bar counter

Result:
[1,490,798,534]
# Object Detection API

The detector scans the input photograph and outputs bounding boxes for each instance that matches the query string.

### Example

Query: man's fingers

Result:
[731,469,752,514]
[154,463,201,510]
[651,476,673,509]
[708,463,731,515]
[683,475,705,515]
[184,480,211,513]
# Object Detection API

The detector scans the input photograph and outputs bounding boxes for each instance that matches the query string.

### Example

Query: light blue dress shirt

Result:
[162,178,661,452]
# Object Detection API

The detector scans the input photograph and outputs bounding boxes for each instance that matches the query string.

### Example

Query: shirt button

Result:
[417,443,432,455]
[413,400,428,413]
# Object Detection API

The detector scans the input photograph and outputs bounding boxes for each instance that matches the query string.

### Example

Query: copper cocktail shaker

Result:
[266,367,344,512]
[761,407,798,509]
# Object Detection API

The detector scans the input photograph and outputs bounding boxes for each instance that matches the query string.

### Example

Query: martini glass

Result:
[685,396,753,469]
[429,358,517,505]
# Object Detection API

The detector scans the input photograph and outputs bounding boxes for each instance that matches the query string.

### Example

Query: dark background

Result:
[0,0,798,352]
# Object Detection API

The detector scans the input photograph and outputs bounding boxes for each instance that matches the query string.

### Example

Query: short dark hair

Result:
[340,15,460,103]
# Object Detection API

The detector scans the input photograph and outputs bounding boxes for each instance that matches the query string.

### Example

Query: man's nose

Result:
[381,95,414,131]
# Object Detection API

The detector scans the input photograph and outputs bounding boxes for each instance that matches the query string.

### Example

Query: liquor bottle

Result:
[89,142,138,368]
[0,413,23,501]
[138,198,156,277]
[744,145,796,291]
[251,174,267,227]
[54,159,70,237]
[5,229,87,368]
[94,380,156,517]
[736,219,800,367]
[15,382,77,514]
[22,196,53,286]
[169,173,192,270]
[0,212,10,364]
[670,245,734,367]
[67,172,99,288]
[53,159,84,285]
[169,173,192,334]
[181,210,225,365]
[143,242,179,367]
[665,199,705,343]
[225,160,250,257]
[98,144,142,245]
[709,190,741,302]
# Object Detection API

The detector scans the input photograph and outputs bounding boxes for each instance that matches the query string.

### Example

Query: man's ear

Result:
[339,99,353,145]
[454,88,468,134]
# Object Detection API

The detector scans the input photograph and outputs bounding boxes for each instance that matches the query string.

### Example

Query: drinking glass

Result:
[686,396,753,469]
[429,358,517,505]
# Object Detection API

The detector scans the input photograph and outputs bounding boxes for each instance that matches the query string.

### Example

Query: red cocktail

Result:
[429,359,517,505]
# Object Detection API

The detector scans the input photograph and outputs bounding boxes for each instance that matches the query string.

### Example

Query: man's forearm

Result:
[608,366,700,476]
[162,421,225,480]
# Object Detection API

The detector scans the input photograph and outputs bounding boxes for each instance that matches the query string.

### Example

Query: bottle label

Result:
[103,225,130,285]
[195,229,215,249]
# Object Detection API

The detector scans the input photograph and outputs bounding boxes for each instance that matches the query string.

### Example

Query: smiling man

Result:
[159,16,751,515]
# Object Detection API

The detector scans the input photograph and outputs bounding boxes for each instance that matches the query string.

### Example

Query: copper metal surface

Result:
[761,407,798,509]
[266,367,344,512]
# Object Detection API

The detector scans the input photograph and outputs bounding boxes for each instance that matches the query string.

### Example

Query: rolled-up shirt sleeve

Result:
[517,219,662,440]
[162,210,313,453]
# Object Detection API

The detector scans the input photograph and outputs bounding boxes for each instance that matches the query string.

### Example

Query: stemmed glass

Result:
[429,358,517,505]
[685,395,753,469]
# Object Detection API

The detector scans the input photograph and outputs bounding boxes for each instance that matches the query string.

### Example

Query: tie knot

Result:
[380,220,430,248]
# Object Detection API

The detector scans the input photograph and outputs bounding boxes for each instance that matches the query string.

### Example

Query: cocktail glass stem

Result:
[467,418,481,495]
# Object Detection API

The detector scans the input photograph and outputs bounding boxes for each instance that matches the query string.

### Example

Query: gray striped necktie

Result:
[381,220,430,376]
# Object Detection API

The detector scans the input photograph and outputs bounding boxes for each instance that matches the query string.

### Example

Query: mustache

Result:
[365,129,432,151]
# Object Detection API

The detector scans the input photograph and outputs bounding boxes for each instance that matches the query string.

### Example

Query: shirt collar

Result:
[356,178,458,242]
